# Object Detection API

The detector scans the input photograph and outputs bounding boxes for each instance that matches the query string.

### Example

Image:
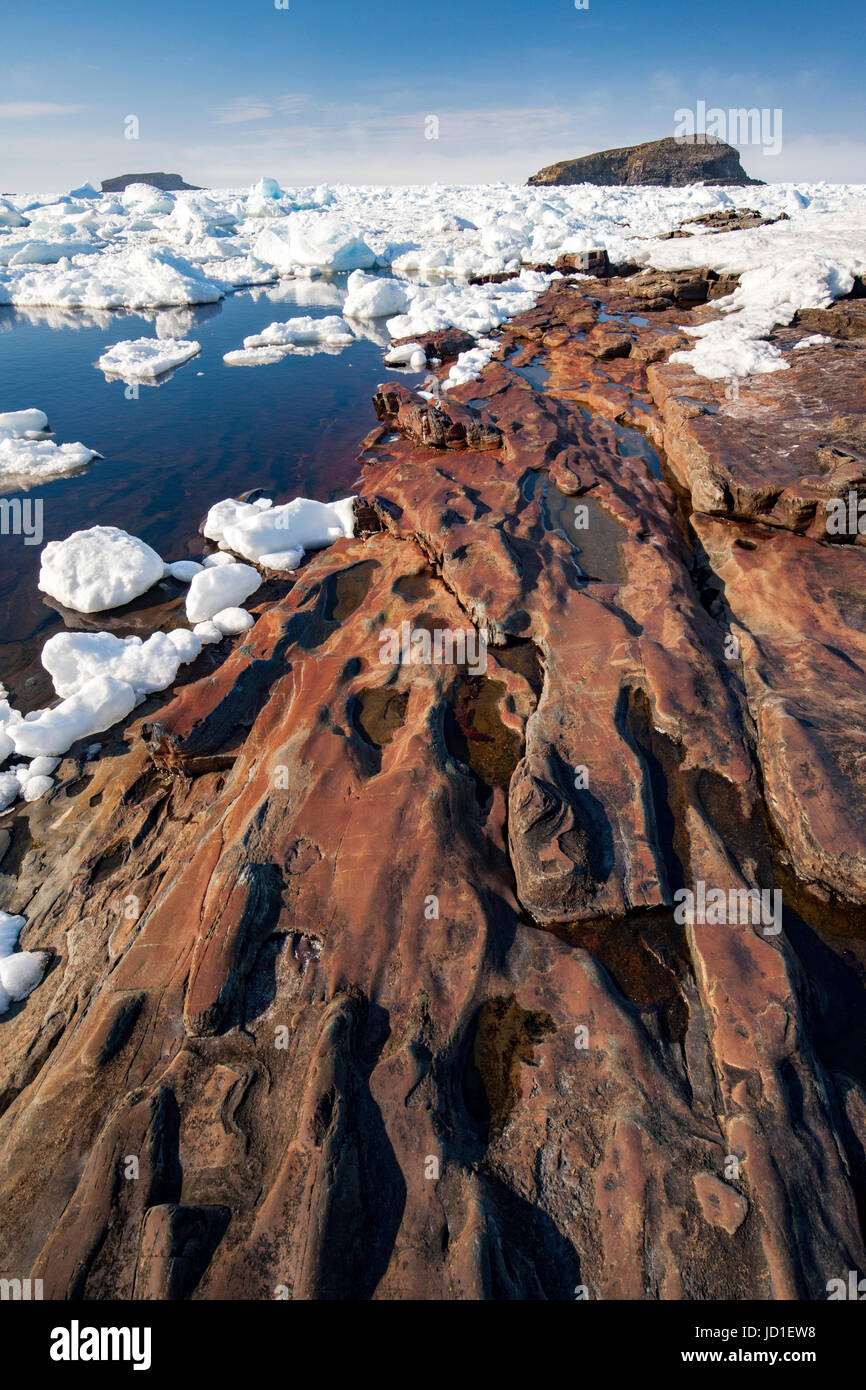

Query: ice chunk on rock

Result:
[384,342,427,369]
[167,560,203,582]
[344,270,409,320]
[8,675,137,758]
[0,772,20,812]
[212,607,255,635]
[0,912,26,955]
[0,950,50,1010]
[185,563,261,623]
[193,620,223,644]
[203,495,355,561]
[41,628,201,698]
[22,775,53,802]
[39,526,166,613]
[96,337,201,381]
[258,548,304,571]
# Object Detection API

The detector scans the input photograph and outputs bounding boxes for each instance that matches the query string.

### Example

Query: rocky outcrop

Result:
[528,136,761,188]
[100,173,200,193]
[0,261,865,1302]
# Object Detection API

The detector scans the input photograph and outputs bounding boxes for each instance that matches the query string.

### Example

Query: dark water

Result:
[0,279,423,697]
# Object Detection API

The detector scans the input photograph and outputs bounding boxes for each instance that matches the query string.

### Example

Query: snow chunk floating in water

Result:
[41,628,202,699]
[343,270,409,320]
[96,336,201,381]
[185,563,261,623]
[223,346,286,367]
[39,526,166,613]
[8,674,137,758]
[203,494,355,563]
[0,408,49,437]
[227,315,354,364]
[0,408,99,484]
[0,435,100,484]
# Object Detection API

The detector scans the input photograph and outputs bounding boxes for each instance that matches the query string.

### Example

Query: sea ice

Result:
[38,526,166,613]
[212,607,255,635]
[343,270,408,320]
[238,315,353,351]
[0,408,49,436]
[8,674,138,758]
[96,337,201,381]
[203,494,355,561]
[185,563,261,623]
[41,629,202,699]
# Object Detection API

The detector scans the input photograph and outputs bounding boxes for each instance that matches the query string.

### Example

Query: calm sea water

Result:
[0,277,423,703]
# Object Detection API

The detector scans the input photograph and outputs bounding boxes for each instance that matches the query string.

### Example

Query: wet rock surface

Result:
[1,261,865,1301]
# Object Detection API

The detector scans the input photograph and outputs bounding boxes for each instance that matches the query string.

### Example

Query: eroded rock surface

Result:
[1,261,865,1302]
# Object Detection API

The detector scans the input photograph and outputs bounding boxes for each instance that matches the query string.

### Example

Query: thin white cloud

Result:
[0,102,86,119]
[214,97,276,125]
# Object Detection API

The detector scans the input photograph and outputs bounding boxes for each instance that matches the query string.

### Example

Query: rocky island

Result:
[528,135,761,187]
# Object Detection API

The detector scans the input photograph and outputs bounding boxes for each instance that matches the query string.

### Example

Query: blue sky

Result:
[1,0,863,189]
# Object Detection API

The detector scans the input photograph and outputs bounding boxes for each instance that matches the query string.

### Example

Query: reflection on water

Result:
[0,274,424,697]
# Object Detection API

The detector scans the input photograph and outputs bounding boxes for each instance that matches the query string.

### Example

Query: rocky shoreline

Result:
[1,257,865,1299]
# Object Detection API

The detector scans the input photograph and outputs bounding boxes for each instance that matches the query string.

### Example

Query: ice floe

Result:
[344,270,409,320]
[224,313,354,364]
[0,409,100,485]
[96,337,201,381]
[38,526,166,613]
